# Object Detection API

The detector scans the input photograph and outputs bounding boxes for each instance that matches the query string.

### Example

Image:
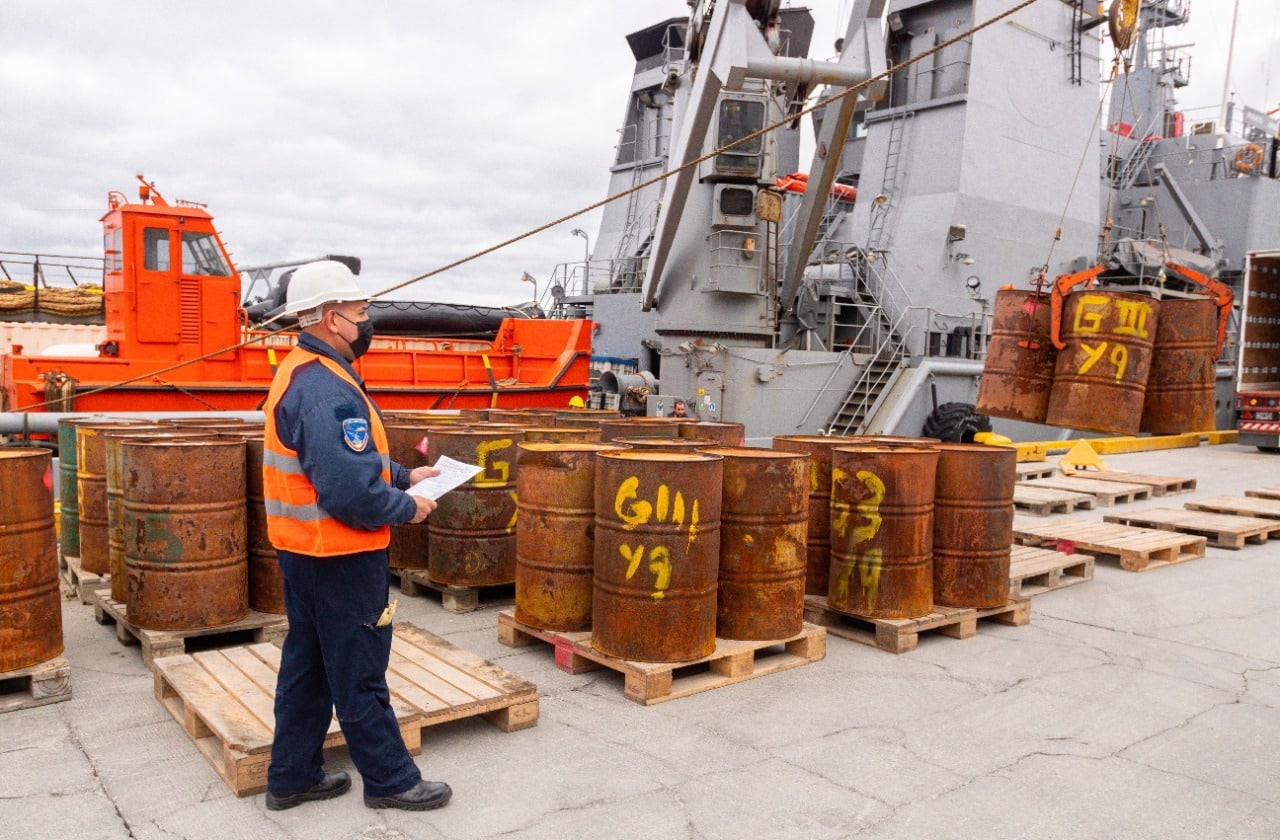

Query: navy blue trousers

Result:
[267,549,421,798]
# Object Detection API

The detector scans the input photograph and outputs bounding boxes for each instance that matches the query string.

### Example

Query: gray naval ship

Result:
[541,0,1279,445]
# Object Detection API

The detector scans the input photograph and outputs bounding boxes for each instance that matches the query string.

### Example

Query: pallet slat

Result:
[0,656,72,713]
[497,610,824,705]
[803,596,1030,654]
[1008,545,1095,597]
[1245,486,1280,501]
[1103,508,1280,549]
[1012,518,1206,572]
[152,622,536,796]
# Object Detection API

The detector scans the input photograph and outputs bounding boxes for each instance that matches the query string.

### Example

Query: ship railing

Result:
[242,327,494,353]
[0,251,104,287]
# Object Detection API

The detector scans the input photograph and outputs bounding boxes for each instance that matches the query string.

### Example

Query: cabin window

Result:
[714,99,765,176]
[143,228,171,271]
[104,227,123,272]
[181,231,231,276]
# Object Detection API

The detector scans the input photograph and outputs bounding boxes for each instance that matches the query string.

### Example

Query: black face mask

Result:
[337,313,375,359]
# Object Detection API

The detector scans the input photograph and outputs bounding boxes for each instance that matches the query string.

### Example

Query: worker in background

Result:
[669,398,688,418]
[261,260,452,813]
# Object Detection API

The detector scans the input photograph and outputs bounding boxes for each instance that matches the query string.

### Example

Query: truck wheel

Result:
[922,402,992,443]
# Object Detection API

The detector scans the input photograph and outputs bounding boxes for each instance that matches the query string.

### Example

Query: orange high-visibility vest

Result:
[262,347,393,556]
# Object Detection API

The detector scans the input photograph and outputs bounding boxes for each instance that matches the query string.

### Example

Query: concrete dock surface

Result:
[1,443,1277,839]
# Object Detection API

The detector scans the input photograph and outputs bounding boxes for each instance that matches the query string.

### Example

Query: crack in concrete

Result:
[61,704,137,839]
[1036,613,1280,667]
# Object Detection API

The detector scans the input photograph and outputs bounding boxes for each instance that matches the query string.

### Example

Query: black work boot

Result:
[265,771,352,811]
[364,779,452,811]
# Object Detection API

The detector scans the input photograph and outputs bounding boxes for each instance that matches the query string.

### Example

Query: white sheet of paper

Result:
[405,455,484,501]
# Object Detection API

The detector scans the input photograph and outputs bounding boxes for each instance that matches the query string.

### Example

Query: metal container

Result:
[931,443,1015,608]
[76,421,145,575]
[599,419,679,442]
[592,450,722,662]
[105,427,204,603]
[555,408,622,425]
[1047,290,1161,435]
[488,409,560,426]
[679,421,745,446]
[228,433,284,614]
[1140,297,1218,434]
[56,418,81,561]
[427,427,524,586]
[976,288,1058,423]
[615,436,715,450]
[828,446,939,619]
[770,434,859,596]
[385,423,433,571]
[0,448,63,671]
[701,447,808,641]
[515,442,621,631]
[519,426,602,443]
[122,439,248,630]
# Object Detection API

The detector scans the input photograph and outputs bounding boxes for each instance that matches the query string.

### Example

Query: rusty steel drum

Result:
[0,449,63,671]
[599,419,679,442]
[592,450,723,662]
[1047,290,1161,434]
[56,418,82,561]
[76,420,146,575]
[828,445,939,620]
[515,442,622,631]
[977,288,1059,423]
[555,408,621,425]
[1140,297,1218,434]
[771,434,860,596]
[229,434,284,614]
[105,427,206,603]
[428,427,525,586]
[488,409,560,426]
[702,447,808,641]
[385,423,433,571]
[615,436,715,451]
[679,421,746,446]
[458,408,491,422]
[122,439,248,630]
[931,443,1015,608]
[519,426,602,443]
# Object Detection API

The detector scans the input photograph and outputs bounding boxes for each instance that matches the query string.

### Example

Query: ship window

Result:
[719,187,754,217]
[104,227,123,272]
[143,228,170,271]
[182,231,231,276]
[715,99,765,176]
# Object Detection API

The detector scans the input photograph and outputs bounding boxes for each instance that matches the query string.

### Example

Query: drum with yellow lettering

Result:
[592,450,722,662]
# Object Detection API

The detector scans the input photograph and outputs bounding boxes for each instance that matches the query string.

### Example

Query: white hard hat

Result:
[284,260,367,315]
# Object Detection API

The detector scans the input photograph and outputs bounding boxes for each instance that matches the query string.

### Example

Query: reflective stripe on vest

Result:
[262,347,393,556]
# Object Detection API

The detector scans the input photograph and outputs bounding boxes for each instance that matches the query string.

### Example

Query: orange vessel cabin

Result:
[1,178,591,413]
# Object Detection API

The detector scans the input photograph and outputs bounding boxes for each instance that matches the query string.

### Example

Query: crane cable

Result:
[14,0,1046,413]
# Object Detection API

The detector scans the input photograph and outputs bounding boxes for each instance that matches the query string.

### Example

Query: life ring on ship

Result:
[1234,143,1263,172]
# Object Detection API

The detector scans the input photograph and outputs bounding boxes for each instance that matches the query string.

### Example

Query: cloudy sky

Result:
[2,1,1274,307]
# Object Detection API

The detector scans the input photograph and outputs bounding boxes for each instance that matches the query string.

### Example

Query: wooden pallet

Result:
[1020,476,1153,506]
[1015,462,1056,481]
[1185,495,1280,521]
[497,609,824,705]
[60,554,107,605]
[1245,486,1280,501]
[389,568,515,613]
[1103,508,1280,550]
[1012,518,1207,572]
[1064,471,1196,497]
[90,589,289,668]
[152,622,536,796]
[1013,484,1097,516]
[0,656,71,713]
[802,596,1030,654]
[1008,544,1095,598]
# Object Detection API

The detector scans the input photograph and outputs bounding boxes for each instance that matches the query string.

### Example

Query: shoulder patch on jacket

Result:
[341,418,370,452]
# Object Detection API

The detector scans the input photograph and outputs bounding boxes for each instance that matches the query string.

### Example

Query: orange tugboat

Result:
[1,176,591,413]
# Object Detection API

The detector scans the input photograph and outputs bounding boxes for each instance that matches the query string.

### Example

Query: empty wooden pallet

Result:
[803,595,1030,654]
[1015,462,1057,482]
[1019,476,1153,506]
[1008,544,1095,597]
[497,609,824,705]
[153,621,537,796]
[1064,471,1196,497]
[390,568,515,614]
[1185,495,1280,521]
[1012,518,1206,572]
[0,656,71,714]
[1245,487,1280,501]
[1014,484,1097,516]
[1104,508,1280,549]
